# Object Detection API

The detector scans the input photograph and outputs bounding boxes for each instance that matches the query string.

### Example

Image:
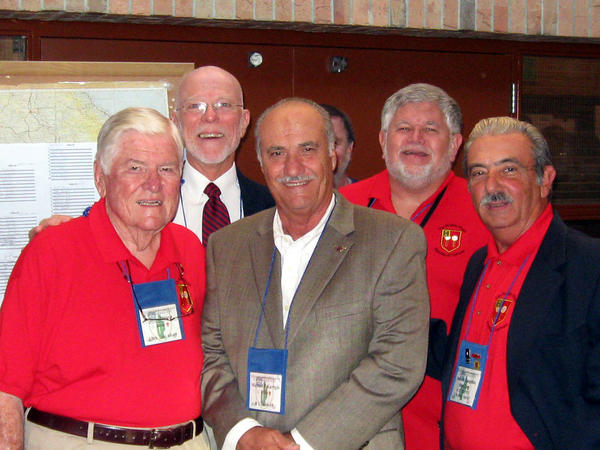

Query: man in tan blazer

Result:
[201,98,430,450]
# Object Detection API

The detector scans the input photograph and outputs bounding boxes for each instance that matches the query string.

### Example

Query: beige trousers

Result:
[25,417,210,450]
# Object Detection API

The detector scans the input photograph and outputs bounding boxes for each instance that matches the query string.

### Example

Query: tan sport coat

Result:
[201,193,430,450]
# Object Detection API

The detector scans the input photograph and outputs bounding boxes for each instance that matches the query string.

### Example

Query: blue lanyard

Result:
[369,185,447,230]
[253,198,336,350]
[411,202,431,223]
[464,255,530,347]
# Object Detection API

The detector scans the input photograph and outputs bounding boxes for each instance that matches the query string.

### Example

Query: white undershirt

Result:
[222,194,336,450]
[173,162,242,243]
[273,195,336,327]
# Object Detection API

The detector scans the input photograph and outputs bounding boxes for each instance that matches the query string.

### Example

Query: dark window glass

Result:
[0,36,26,61]
[522,56,600,205]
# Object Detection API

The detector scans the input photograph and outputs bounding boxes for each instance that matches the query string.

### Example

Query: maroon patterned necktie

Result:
[202,183,231,245]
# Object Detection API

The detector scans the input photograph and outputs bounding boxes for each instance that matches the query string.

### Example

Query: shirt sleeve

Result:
[222,418,262,450]
[291,428,315,450]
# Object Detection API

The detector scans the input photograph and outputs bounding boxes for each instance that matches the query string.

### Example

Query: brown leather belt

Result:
[27,408,203,449]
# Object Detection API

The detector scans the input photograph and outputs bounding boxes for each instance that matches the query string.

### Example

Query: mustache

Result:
[277,175,316,184]
[399,145,431,154]
[480,191,514,206]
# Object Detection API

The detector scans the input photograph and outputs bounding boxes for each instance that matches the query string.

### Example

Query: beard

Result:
[181,121,245,166]
[185,140,236,165]
[384,143,454,191]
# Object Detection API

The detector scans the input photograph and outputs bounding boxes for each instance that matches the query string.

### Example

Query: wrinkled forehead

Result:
[178,71,243,105]
[116,130,178,156]
[394,101,447,126]
[263,104,325,140]
[468,133,534,167]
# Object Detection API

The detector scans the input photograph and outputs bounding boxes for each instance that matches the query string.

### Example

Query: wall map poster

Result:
[0,84,170,302]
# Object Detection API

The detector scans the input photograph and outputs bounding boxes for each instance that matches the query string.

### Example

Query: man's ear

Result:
[449,134,463,163]
[94,161,107,198]
[171,110,180,129]
[379,130,387,160]
[347,141,355,158]
[540,165,557,199]
[239,109,251,138]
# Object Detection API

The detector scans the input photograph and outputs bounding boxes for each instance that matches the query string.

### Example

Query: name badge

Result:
[247,347,287,414]
[132,278,185,347]
[448,340,489,409]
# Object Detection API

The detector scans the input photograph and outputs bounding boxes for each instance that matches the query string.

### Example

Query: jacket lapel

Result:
[507,213,567,382]
[250,210,286,349]
[284,194,355,347]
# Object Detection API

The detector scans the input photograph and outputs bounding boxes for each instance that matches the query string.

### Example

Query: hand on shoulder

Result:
[28,215,74,241]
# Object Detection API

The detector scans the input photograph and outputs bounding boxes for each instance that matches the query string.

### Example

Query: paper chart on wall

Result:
[0,86,169,303]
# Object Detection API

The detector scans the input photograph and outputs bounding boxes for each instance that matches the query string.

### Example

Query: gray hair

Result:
[463,116,553,185]
[381,83,463,135]
[254,98,335,165]
[96,107,184,174]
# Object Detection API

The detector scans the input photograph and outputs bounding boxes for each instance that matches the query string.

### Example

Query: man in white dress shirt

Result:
[171,66,274,242]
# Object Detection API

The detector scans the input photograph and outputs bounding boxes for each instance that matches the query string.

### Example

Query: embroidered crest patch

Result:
[441,229,462,253]
[490,297,514,327]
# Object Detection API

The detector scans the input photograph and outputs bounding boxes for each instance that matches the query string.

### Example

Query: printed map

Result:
[0,87,169,143]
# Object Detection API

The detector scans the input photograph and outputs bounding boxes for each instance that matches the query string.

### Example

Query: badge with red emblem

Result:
[490,297,514,327]
[441,229,462,253]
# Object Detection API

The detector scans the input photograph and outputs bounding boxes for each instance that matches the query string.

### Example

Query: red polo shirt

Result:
[342,170,489,450]
[0,199,205,427]
[444,204,554,450]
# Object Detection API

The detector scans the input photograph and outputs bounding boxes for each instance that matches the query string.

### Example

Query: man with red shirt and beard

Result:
[341,84,489,450]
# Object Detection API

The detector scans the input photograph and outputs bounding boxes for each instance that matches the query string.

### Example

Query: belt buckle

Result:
[149,428,170,449]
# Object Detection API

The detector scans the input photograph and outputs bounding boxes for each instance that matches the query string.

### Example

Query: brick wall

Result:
[1,0,600,39]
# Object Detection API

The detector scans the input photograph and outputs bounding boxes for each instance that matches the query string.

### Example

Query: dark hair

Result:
[319,104,355,144]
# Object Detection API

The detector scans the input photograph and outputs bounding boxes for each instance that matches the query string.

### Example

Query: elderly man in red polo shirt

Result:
[437,117,600,449]
[0,107,208,450]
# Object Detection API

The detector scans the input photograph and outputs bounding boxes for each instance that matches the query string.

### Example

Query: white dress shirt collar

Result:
[182,161,239,204]
[173,161,242,241]
[273,193,336,249]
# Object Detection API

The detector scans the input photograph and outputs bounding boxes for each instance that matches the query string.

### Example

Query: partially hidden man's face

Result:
[380,101,461,190]
[95,130,182,236]
[466,132,555,238]
[331,116,354,180]
[172,67,250,168]
[259,102,336,219]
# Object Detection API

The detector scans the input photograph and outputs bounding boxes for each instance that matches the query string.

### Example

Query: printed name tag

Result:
[132,278,185,347]
[137,303,183,347]
[448,340,489,409]
[247,347,287,414]
[249,372,283,413]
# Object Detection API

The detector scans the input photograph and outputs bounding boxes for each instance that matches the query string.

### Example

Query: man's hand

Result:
[0,391,24,450]
[237,427,299,450]
[28,215,74,241]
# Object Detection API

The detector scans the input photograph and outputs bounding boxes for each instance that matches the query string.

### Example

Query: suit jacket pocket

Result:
[315,300,367,321]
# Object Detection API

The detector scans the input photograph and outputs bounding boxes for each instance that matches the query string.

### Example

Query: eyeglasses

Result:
[118,261,194,322]
[174,102,243,115]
